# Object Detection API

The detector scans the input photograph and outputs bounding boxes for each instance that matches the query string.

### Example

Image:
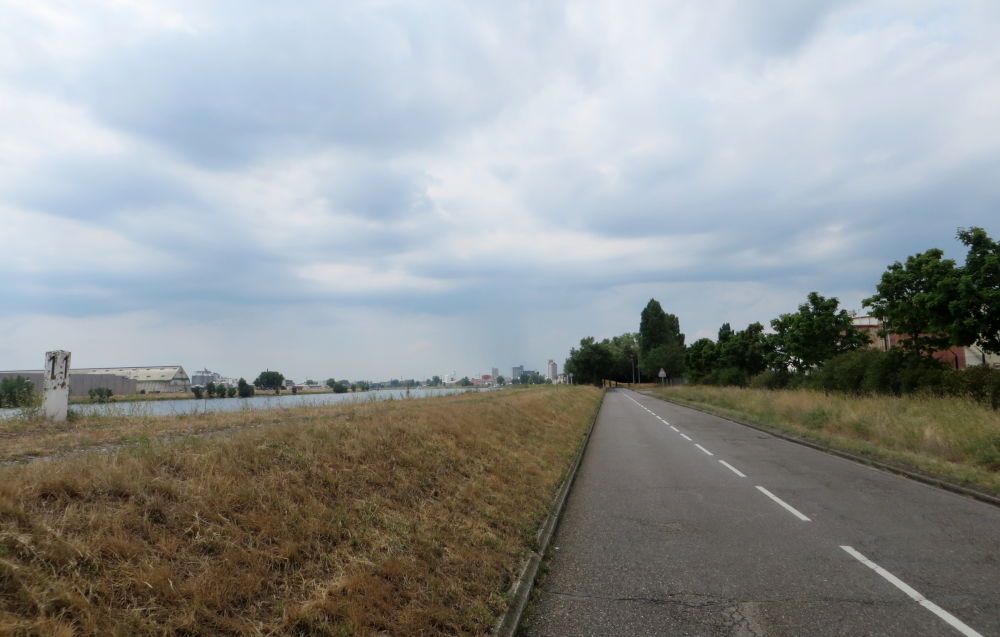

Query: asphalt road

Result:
[521,389,1000,637]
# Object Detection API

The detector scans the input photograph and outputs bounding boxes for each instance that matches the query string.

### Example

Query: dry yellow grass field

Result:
[0,386,602,635]
[651,385,1000,495]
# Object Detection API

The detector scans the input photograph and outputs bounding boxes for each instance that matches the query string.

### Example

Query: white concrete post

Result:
[43,350,71,421]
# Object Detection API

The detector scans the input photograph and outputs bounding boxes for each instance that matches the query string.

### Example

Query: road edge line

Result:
[493,389,607,637]
[647,393,1000,509]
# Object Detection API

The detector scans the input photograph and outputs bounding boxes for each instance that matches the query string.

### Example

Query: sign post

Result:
[658,368,667,386]
[43,350,71,421]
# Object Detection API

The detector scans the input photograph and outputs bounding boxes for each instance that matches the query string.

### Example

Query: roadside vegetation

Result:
[0,385,601,635]
[651,385,1000,495]
[564,228,999,406]
[0,376,37,409]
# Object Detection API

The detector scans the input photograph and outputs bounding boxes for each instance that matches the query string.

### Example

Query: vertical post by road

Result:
[43,350,71,421]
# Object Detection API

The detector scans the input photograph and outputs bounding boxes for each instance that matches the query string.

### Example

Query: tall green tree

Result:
[237,378,254,397]
[723,322,774,377]
[955,227,1000,356]
[564,336,613,386]
[684,338,718,383]
[772,292,869,372]
[864,250,961,357]
[638,299,686,380]
[254,370,285,390]
[604,332,640,382]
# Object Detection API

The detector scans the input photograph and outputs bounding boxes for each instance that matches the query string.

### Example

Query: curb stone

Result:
[492,390,606,637]
[643,391,1000,509]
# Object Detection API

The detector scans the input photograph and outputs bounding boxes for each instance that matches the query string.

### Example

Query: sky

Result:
[2,1,999,382]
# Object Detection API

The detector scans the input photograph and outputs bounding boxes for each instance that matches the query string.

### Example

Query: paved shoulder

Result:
[521,389,999,637]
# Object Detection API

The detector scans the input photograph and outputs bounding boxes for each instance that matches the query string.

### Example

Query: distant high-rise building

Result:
[512,365,524,380]
[492,367,499,382]
[547,360,557,381]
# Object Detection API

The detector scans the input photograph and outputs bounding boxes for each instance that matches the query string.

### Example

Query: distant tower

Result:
[547,360,558,381]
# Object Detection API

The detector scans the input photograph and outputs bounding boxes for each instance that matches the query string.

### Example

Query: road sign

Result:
[658,368,666,378]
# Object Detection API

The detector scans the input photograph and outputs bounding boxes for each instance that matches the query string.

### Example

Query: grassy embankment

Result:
[0,385,602,635]
[650,385,1000,495]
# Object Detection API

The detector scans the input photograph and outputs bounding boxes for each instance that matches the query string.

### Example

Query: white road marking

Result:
[680,433,693,441]
[695,444,714,456]
[718,460,747,478]
[840,546,983,637]
[755,486,811,521]
[670,425,679,432]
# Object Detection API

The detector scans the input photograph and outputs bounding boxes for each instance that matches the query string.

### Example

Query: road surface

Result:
[521,389,1000,636]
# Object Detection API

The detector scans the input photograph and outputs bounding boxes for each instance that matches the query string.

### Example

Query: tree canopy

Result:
[254,370,285,390]
[772,292,868,372]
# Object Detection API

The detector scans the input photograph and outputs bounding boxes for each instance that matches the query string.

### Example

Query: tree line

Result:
[564,227,999,405]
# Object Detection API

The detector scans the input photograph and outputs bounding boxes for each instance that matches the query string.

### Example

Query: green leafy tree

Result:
[603,333,640,383]
[955,227,1000,356]
[205,381,217,398]
[685,338,718,383]
[226,386,237,398]
[496,375,506,386]
[254,371,285,391]
[638,300,686,380]
[458,376,473,387]
[864,251,961,357]
[191,386,204,399]
[237,378,254,397]
[88,387,113,403]
[564,336,613,386]
[773,292,869,372]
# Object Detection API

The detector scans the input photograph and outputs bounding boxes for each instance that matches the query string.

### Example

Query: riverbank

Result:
[0,385,602,635]
[68,388,342,404]
[649,385,1000,496]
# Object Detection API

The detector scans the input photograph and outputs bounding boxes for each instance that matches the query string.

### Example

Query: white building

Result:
[546,360,558,381]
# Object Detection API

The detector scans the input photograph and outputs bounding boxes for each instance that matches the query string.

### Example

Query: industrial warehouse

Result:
[0,365,190,397]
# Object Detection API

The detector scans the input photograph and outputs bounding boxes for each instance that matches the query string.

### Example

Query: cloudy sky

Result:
[2,1,999,382]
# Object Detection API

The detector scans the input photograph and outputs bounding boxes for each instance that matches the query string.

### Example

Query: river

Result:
[0,387,490,421]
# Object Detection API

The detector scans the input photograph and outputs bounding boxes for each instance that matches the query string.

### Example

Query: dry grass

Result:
[651,385,1000,495]
[0,386,602,635]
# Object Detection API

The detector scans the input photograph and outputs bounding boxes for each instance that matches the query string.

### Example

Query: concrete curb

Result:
[493,391,606,637]
[645,392,1000,509]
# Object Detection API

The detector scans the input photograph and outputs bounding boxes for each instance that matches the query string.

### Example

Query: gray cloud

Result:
[1,0,999,379]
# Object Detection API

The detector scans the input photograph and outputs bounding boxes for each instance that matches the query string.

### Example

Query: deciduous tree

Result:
[773,292,868,372]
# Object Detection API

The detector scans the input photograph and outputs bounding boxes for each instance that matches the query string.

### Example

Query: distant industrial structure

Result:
[0,365,190,396]
[190,368,237,388]
[851,316,1000,369]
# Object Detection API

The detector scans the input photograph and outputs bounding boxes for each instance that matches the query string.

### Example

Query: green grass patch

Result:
[650,385,1000,496]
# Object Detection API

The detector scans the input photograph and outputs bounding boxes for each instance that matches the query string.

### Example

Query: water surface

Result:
[0,387,487,421]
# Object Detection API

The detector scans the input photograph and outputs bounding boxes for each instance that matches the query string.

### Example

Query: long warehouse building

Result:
[0,365,190,396]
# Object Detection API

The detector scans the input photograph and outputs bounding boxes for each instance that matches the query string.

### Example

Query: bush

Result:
[88,387,114,403]
[237,378,254,398]
[941,366,1000,409]
[704,367,747,387]
[191,386,204,399]
[749,370,792,390]
[0,376,36,408]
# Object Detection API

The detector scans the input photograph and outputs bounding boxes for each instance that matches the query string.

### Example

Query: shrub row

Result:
[701,350,1000,410]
